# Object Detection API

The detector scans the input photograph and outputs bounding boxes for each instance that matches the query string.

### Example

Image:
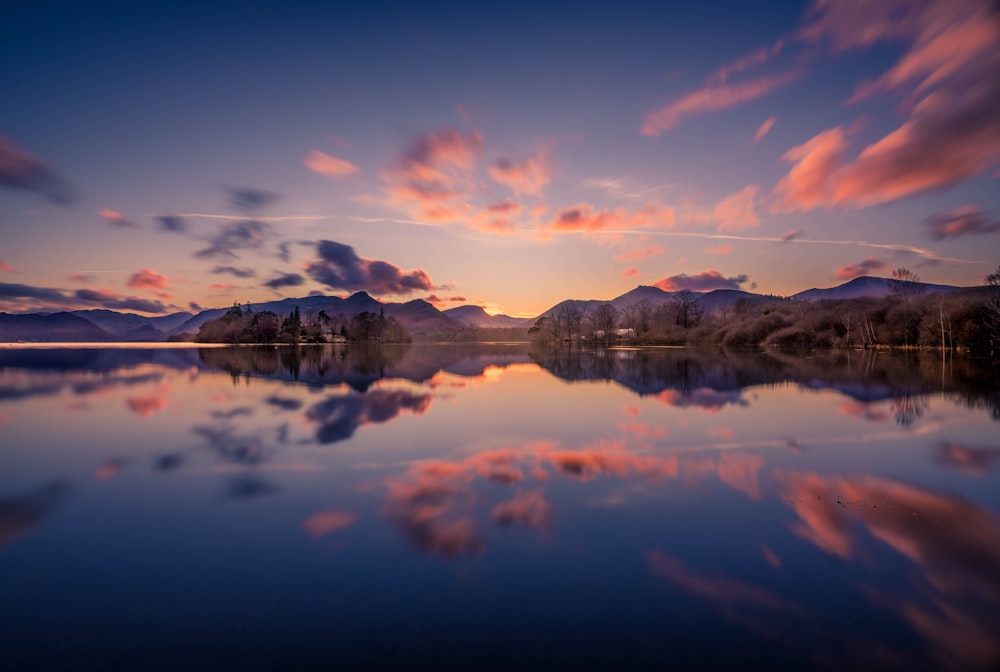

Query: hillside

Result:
[443,305,529,328]
[791,276,958,302]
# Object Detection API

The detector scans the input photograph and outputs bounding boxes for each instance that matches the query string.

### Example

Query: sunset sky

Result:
[2,0,999,318]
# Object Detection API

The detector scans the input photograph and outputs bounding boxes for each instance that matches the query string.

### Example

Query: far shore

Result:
[0,341,232,349]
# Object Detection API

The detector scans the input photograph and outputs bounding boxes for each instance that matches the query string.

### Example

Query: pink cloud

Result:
[615,245,664,262]
[0,259,15,273]
[753,116,776,143]
[304,150,360,177]
[620,266,639,278]
[713,39,785,84]
[210,283,235,292]
[641,70,802,136]
[705,244,731,255]
[486,199,521,215]
[100,209,134,227]
[654,269,748,292]
[713,185,758,231]
[548,203,675,233]
[774,3,1000,211]
[66,273,95,283]
[834,257,886,280]
[489,150,551,197]
[925,206,1000,240]
[127,268,170,291]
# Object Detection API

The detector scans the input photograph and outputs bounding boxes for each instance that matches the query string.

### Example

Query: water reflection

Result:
[1,344,999,670]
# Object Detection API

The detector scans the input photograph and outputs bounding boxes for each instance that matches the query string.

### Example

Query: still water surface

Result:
[1,344,998,670]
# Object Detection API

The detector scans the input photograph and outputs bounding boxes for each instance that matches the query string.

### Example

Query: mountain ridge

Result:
[1,276,968,342]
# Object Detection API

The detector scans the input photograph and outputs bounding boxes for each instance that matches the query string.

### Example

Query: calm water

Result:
[1,344,998,671]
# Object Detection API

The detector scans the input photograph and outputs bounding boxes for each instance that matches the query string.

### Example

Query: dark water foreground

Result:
[1,344,998,671]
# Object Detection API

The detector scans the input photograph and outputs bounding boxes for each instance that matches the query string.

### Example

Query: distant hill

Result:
[442,305,529,328]
[0,312,114,342]
[792,276,959,302]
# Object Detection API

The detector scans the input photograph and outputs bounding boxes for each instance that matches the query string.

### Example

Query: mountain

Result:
[70,309,193,340]
[0,312,115,342]
[609,285,674,307]
[791,276,959,302]
[442,305,529,328]
[385,299,464,334]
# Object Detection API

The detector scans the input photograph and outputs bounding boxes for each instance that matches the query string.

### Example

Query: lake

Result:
[1,344,998,671]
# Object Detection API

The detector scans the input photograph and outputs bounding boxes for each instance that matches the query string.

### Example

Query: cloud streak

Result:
[641,71,801,136]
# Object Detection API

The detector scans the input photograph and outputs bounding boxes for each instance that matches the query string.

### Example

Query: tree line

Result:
[529,267,1000,356]
[194,303,411,344]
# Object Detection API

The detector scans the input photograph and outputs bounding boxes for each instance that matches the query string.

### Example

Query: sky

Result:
[1,0,999,318]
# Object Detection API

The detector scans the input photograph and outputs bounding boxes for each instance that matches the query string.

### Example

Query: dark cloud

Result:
[925,207,1000,241]
[263,272,305,290]
[0,282,69,303]
[277,241,292,263]
[305,239,436,295]
[211,266,257,278]
[194,219,272,260]
[227,187,280,212]
[73,289,166,313]
[654,270,749,292]
[157,215,188,233]
[189,301,203,312]
[0,137,76,205]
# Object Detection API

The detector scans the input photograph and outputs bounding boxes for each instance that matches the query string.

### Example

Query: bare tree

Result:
[556,303,585,342]
[891,267,922,348]
[588,303,617,347]
[671,290,704,329]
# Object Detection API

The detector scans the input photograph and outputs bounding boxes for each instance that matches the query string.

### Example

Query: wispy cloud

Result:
[641,70,802,136]
[753,116,776,143]
[0,136,76,204]
[925,207,1000,240]
[304,150,360,177]
[834,257,886,280]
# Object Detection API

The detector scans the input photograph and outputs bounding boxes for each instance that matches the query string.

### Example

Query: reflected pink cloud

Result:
[760,544,782,569]
[776,469,1000,669]
[383,439,769,555]
[933,441,1000,476]
[491,489,552,529]
[126,394,168,417]
[302,510,358,538]
[646,550,802,614]
[616,422,667,439]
